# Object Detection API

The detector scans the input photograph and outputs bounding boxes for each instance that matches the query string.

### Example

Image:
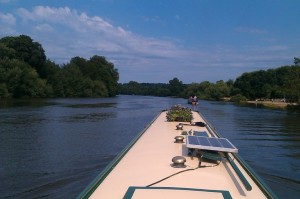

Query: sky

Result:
[0,0,299,83]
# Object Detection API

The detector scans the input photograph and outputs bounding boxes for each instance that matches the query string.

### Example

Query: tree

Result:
[0,43,16,59]
[88,55,119,96]
[0,59,48,98]
[61,55,119,97]
[0,35,119,98]
[43,60,64,97]
[283,66,300,103]
[93,80,109,97]
[233,70,274,99]
[202,80,230,100]
[69,55,119,97]
[183,83,201,98]
[0,83,9,98]
[118,82,171,96]
[169,77,183,96]
[0,35,47,78]
[294,57,300,66]
[183,81,210,99]
[61,64,86,97]
[232,61,300,102]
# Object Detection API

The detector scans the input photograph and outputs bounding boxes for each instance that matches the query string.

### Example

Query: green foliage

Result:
[62,55,118,97]
[0,35,119,98]
[0,59,48,98]
[234,65,300,102]
[58,56,118,97]
[205,80,230,100]
[119,59,300,104]
[166,105,193,122]
[1,34,296,103]
[169,77,184,96]
[43,60,64,97]
[0,35,47,78]
[182,80,231,101]
[94,80,109,97]
[87,56,119,96]
[230,94,247,102]
[119,81,171,96]
[283,66,300,103]
[0,83,9,98]
[294,57,300,66]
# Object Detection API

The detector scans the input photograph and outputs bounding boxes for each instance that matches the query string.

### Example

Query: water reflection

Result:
[63,112,116,123]
[0,99,59,108]
[64,102,116,108]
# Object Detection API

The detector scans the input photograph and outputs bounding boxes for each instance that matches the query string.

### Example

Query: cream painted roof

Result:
[88,111,268,199]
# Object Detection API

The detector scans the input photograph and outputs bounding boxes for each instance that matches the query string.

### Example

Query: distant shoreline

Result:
[246,100,297,109]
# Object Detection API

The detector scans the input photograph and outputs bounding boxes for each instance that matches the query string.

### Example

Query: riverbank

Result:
[246,100,297,109]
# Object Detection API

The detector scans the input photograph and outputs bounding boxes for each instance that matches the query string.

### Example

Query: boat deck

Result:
[82,111,270,199]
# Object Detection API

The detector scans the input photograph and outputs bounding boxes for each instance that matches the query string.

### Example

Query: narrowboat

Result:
[78,106,278,199]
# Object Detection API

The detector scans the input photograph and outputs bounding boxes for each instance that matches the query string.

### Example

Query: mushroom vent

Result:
[174,136,184,143]
[172,156,186,168]
[176,124,183,130]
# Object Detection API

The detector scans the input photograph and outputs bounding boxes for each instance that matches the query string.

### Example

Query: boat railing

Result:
[224,153,252,191]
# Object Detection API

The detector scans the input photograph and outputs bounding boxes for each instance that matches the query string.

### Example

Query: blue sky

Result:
[1,0,299,83]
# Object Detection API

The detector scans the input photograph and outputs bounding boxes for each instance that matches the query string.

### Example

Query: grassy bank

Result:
[246,100,296,109]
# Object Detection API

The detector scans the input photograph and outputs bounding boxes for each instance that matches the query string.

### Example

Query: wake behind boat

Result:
[78,106,278,199]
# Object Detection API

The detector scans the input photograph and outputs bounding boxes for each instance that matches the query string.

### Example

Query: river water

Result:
[0,95,299,199]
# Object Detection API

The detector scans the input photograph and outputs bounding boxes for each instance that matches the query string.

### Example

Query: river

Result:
[0,95,299,198]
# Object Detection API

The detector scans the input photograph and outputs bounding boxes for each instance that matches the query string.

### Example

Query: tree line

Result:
[119,59,300,104]
[1,35,299,104]
[0,35,119,98]
[119,78,234,101]
[233,64,300,103]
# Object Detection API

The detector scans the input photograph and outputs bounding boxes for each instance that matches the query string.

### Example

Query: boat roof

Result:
[79,111,276,199]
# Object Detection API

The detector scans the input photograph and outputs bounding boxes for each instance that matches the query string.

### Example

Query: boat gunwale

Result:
[77,111,164,199]
[199,111,278,199]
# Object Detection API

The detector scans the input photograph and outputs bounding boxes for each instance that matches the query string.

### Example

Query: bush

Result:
[230,94,247,103]
[166,105,193,122]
